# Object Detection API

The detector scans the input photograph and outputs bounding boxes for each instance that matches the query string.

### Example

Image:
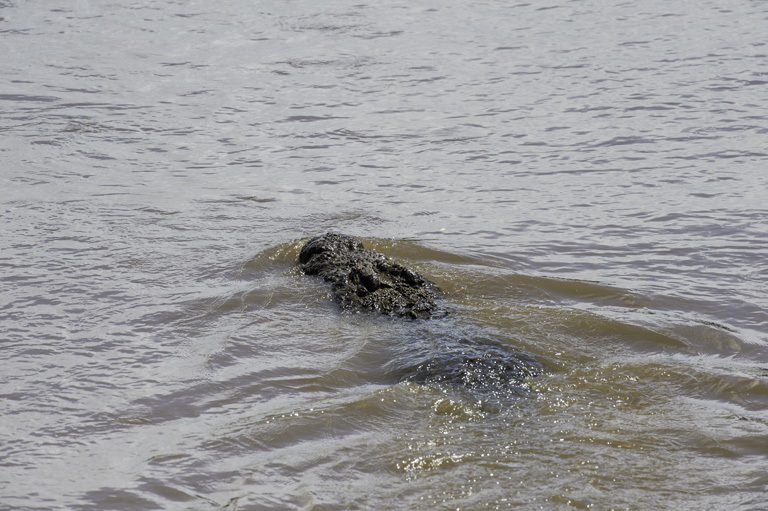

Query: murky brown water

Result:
[2,0,767,509]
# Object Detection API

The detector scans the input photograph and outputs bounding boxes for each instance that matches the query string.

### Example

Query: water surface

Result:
[2,0,767,509]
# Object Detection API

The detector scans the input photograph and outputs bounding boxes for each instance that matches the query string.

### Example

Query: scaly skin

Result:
[299,233,442,319]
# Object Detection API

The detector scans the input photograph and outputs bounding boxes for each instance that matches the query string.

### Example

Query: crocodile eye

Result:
[360,270,380,292]
[299,236,328,264]
[398,268,421,286]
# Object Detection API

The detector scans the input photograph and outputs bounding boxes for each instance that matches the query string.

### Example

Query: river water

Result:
[2,0,767,509]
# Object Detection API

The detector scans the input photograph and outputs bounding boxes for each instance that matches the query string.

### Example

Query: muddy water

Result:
[2,0,768,509]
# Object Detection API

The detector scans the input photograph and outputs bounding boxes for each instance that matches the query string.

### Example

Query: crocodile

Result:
[298,233,542,395]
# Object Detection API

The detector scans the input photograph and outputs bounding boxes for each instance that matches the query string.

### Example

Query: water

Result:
[2,0,767,509]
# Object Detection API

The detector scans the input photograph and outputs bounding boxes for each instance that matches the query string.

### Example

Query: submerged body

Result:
[299,233,542,394]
